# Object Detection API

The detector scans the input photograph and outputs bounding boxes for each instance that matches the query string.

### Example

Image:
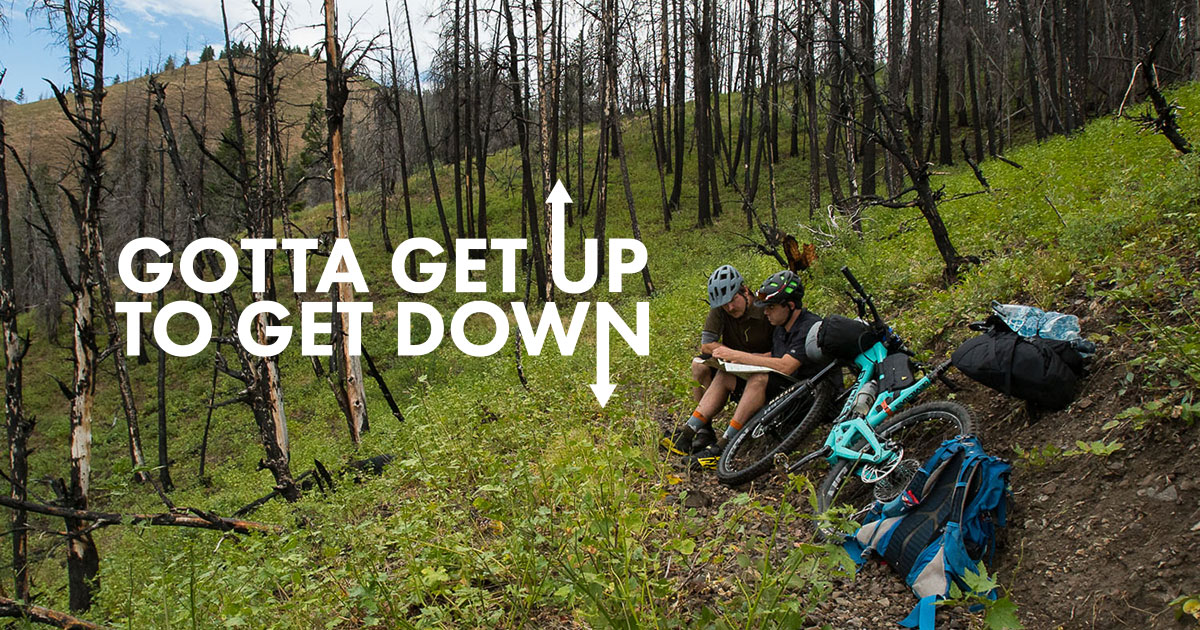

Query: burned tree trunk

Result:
[502,0,548,300]
[1014,0,1048,140]
[803,0,821,217]
[533,0,555,299]
[668,0,685,214]
[323,0,370,443]
[164,0,300,502]
[402,0,455,256]
[0,98,33,606]
[384,1,417,276]
[825,3,969,282]
[695,0,719,226]
[0,596,107,630]
[859,0,877,199]
[34,0,114,610]
[0,495,276,534]
[607,11,655,296]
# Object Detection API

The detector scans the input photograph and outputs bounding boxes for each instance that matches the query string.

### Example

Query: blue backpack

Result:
[843,436,1012,630]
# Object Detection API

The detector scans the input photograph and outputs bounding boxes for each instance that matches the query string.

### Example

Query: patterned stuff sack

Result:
[843,436,1012,630]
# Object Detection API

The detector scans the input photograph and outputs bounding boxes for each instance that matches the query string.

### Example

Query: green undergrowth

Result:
[13,84,1200,627]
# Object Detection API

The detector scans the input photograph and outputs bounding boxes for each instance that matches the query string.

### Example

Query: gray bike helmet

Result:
[707,265,744,308]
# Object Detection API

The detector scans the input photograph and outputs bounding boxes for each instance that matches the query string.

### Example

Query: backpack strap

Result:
[900,595,938,630]
[881,450,967,577]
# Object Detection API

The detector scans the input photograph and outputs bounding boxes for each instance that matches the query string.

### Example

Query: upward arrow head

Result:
[546,179,573,205]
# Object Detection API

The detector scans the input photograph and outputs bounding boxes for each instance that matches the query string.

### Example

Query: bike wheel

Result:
[716,376,836,486]
[816,401,975,521]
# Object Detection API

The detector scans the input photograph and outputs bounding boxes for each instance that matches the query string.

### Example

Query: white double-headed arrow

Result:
[545,180,648,408]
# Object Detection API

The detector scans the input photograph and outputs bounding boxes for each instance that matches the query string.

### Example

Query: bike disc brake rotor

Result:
[871,458,919,502]
[858,443,904,484]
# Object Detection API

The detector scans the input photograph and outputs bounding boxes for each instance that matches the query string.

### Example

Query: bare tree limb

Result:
[0,496,275,534]
[0,595,108,629]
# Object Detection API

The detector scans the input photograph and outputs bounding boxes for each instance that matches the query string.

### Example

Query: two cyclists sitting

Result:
[663,267,827,470]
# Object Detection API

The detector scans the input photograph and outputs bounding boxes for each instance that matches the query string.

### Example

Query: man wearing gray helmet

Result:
[662,265,773,459]
[664,270,826,471]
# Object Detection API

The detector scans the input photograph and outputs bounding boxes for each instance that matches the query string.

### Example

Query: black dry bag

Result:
[951,316,1084,410]
[817,315,877,361]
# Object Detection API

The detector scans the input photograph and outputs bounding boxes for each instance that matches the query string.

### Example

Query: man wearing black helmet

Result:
[665,270,824,470]
[662,265,773,458]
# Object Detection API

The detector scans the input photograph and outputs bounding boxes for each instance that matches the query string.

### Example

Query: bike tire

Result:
[716,376,836,486]
[816,400,975,518]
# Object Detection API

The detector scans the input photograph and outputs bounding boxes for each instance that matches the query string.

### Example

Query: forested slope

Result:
[7,67,1198,629]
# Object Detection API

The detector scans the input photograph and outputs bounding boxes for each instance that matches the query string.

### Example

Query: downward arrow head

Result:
[547,179,573,205]
[589,383,616,408]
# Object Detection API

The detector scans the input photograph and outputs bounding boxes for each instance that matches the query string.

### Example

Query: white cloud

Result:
[109,17,133,34]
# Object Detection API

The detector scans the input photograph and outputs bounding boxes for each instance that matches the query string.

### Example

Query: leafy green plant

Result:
[1170,593,1200,625]
[1063,439,1123,457]
[1011,444,1064,468]
[937,562,1024,630]
[1014,438,1122,464]
[1171,595,1200,624]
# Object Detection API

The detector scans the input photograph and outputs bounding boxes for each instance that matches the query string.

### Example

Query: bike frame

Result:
[822,343,942,467]
[781,266,955,478]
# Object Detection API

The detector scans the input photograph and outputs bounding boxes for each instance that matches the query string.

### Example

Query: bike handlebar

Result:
[841,266,866,298]
[841,266,886,330]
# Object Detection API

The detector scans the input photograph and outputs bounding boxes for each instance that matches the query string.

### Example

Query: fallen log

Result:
[0,496,275,534]
[0,595,109,629]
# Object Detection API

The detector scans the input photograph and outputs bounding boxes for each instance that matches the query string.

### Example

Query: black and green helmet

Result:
[754,270,804,307]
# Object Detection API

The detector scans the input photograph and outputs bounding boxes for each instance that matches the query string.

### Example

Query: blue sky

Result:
[0,0,443,102]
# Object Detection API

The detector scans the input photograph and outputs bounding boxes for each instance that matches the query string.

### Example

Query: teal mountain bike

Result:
[790,267,974,522]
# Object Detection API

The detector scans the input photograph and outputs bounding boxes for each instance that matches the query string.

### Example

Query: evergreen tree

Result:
[200,45,215,62]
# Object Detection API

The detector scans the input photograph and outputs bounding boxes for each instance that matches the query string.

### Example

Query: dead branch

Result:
[0,496,275,534]
[734,232,789,268]
[361,345,404,423]
[960,139,990,190]
[233,454,394,517]
[0,595,108,629]
[233,469,316,518]
[994,155,1023,169]
[1043,194,1067,226]
[942,190,991,203]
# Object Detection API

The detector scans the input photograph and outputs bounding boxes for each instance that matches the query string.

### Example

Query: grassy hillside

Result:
[11,80,1200,628]
[1,53,364,176]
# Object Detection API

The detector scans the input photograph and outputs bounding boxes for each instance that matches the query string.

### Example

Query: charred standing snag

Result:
[322,0,371,443]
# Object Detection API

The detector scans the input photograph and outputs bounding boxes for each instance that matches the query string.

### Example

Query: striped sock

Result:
[685,411,708,432]
[723,418,744,440]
